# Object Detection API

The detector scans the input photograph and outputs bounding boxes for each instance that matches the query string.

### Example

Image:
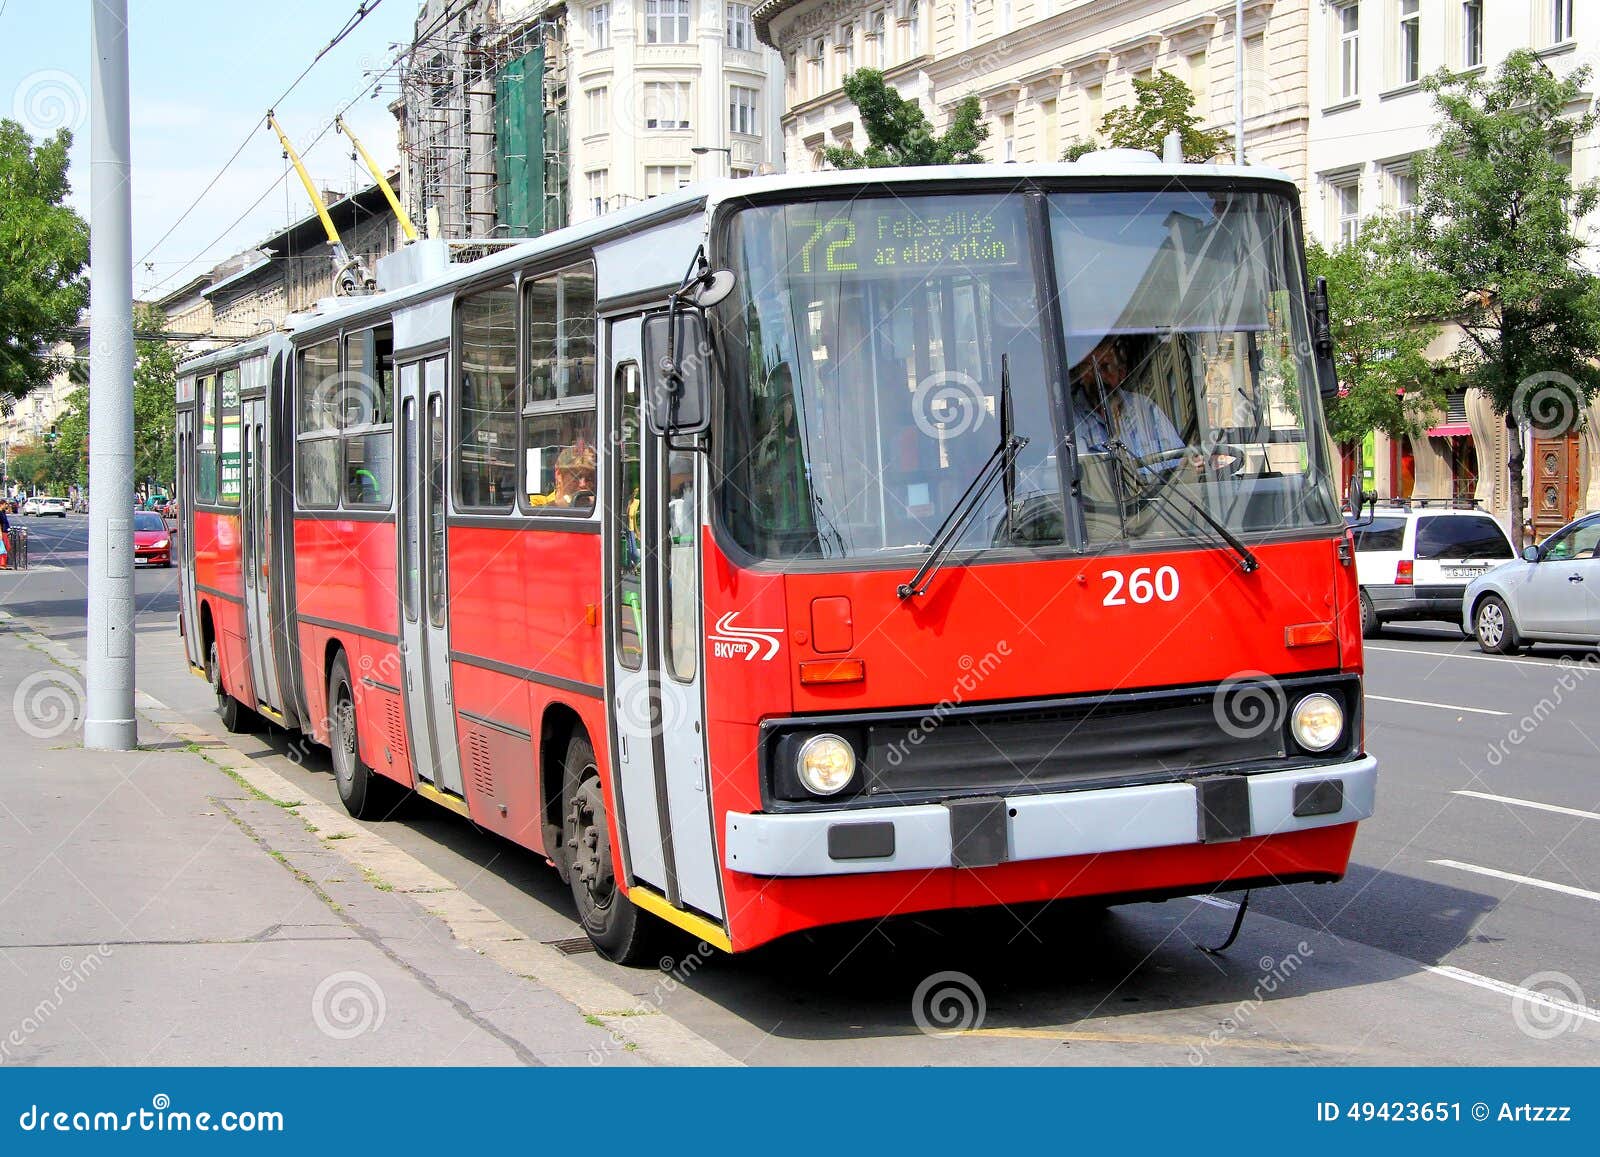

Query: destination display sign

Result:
[787,205,1020,274]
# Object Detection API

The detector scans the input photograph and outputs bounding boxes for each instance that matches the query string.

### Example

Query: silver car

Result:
[1463,513,1600,653]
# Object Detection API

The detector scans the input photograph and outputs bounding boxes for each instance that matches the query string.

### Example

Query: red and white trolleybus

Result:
[176,160,1375,961]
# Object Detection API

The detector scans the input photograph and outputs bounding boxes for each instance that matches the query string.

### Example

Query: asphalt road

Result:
[5,513,1597,1064]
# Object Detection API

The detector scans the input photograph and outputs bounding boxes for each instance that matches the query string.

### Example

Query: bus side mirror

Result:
[1311,276,1339,402]
[643,309,712,437]
[1346,474,1374,526]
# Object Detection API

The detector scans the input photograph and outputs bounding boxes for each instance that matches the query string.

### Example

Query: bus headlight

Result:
[1290,693,1343,752]
[796,734,856,796]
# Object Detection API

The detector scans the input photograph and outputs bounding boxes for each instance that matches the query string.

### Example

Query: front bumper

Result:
[725,756,1376,878]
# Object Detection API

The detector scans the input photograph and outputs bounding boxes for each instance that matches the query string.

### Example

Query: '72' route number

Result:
[1101,565,1181,606]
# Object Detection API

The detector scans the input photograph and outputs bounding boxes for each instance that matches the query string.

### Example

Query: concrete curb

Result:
[0,609,741,1068]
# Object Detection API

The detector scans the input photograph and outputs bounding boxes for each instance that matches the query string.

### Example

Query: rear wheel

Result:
[209,639,258,733]
[1359,590,1381,638]
[1474,595,1522,655]
[563,733,659,965]
[328,652,403,820]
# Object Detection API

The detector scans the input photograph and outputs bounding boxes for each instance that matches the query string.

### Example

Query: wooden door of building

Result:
[1531,431,1582,541]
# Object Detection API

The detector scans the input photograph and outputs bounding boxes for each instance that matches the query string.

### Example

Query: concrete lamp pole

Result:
[85,0,137,751]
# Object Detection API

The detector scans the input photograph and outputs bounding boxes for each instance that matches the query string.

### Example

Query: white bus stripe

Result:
[1430,859,1600,904]
[1453,790,1600,823]
[1367,694,1507,716]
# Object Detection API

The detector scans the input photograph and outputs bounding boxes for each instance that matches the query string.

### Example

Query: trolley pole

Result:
[84,0,137,750]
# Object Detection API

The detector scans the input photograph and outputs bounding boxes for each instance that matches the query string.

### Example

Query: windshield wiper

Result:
[898,355,1028,599]
[1106,440,1261,574]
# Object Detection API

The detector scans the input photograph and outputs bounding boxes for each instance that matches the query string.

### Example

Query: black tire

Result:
[209,639,258,733]
[327,652,402,820]
[1474,595,1522,655]
[1359,590,1381,638]
[562,733,659,965]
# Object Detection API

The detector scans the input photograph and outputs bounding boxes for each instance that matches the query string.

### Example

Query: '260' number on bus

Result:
[1101,566,1181,607]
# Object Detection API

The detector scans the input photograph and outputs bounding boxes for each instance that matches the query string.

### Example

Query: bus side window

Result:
[522,262,597,515]
[295,338,341,508]
[342,325,395,508]
[196,374,218,504]
[613,361,643,671]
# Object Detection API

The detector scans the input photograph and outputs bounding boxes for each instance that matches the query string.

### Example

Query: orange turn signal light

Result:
[1284,622,1336,648]
[798,658,866,685]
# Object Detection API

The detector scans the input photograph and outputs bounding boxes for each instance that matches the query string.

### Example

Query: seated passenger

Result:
[529,442,596,511]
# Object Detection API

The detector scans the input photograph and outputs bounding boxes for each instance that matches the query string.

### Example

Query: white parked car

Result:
[21,496,70,517]
[1463,513,1600,654]
[1347,502,1514,637]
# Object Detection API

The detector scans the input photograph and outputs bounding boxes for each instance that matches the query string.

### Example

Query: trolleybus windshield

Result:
[717,188,1341,563]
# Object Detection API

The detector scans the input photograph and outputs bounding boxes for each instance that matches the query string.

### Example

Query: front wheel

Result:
[1475,595,1522,655]
[563,733,660,965]
[327,653,403,820]
[209,639,258,734]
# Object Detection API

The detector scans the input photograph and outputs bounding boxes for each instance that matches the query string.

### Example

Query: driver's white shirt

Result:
[1075,390,1185,464]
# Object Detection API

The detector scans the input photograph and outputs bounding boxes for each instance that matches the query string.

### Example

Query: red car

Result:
[133,511,172,567]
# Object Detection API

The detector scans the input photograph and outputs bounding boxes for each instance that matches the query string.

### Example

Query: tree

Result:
[1061,71,1230,163]
[1307,218,1449,465]
[824,69,987,169]
[52,305,178,495]
[1405,50,1600,551]
[0,121,89,402]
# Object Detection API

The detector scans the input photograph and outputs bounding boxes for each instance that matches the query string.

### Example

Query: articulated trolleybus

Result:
[177,158,1374,961]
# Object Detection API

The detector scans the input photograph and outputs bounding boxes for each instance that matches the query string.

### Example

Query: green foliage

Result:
[1307,218,1448,447]
[1404,49,1600,547]
[0,121,89,402]
[1062,72,1230,162]
[50,305,178,492]
[824,69,988,169]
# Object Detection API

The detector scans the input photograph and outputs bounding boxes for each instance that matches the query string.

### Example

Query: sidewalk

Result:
[0,613,734,1066]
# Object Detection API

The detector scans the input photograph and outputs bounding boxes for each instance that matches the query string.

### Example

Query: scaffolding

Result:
[394,0,568,242]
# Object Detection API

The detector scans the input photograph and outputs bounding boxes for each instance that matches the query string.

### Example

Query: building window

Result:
[587,170,608,216]
[907,1,921,56]
[1335,2,1360,99]
[1084,82,1103,137]
[726,3,754,50]
[1187,48,1209,107]
[1398,0,1421,86]
[645,165,693,196]
[1460,2,1483,68]
[962,0,973,45]
[645,0,690,44]
[866,11,885,68]
[1331,178,1361,247]
[1388,164,1418,217]
[1040,97,1058,161]
[1550,0,1576,44]
[998,0,1012,34]
[585,87,608,132]
[730,85,759,135]
[1001,112,1015,162]
[642,81,691,130]
[808,37,826,93]
[839,23,855,74]
[586,3,611,50]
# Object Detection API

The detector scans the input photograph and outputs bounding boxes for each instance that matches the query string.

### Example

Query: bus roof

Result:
[177,157,1298,374]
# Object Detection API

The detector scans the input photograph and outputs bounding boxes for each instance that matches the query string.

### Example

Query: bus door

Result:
[397,356,466,797]
[176,405,202,670]
[604,317,723,919]
[240,396,281,713]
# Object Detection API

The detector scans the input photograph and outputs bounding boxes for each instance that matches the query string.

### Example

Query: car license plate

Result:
[1445,566,1486,579]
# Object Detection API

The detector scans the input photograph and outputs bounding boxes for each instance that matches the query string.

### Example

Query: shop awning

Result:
[1426,423,1472,438]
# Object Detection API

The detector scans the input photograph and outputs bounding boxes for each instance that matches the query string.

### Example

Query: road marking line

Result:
[1453,790,1600,823]
[1369,644,1573,669]
[1191,895,1240,910]
[1422,965,1600,1025]
[1430,859,1600,903]
[1367,694,1507,716]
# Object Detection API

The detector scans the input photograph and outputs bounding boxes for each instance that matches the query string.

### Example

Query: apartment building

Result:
[1308,0,1600,532]
[755,1,1311,183]
[568,1,786,221]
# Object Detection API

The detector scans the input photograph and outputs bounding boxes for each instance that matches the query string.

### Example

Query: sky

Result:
[0,0,418,302]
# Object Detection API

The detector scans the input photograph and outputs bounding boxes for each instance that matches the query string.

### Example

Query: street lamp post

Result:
[692,144,732,179]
